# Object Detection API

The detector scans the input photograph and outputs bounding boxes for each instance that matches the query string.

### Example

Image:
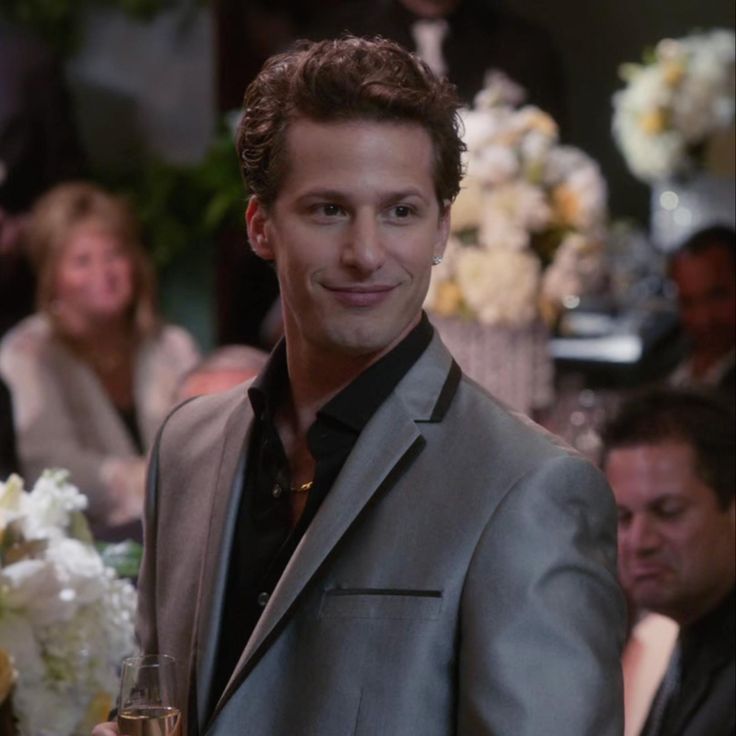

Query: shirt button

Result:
[257,592,270,607]
[271,483,282,499]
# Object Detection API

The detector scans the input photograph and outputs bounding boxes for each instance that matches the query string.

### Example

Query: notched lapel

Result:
[209,332,460,723]
[213,394,424,717]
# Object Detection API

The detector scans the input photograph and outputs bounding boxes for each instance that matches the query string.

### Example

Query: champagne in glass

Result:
[118,654,182,736]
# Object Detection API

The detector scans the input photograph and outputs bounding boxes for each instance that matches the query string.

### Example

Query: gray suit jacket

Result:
[138,333,625,735]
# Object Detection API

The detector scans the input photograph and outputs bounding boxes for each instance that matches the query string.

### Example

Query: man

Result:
[95,37,623,735]
[668,225,736,401]
[602,389,735,736]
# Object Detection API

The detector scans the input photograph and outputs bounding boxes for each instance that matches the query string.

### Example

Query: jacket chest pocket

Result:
[319,588,443,620]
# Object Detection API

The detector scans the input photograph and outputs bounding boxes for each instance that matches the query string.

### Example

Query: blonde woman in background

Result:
[0,182,200,534]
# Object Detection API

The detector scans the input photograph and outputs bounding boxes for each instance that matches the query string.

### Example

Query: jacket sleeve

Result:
[457,453,626,735]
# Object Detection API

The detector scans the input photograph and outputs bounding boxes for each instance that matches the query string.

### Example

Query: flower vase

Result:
[650,172,736,252]
[429,313,554,415]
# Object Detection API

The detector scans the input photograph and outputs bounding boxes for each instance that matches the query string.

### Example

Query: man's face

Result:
[607,441,735,625]
[247,119,449,362]
[670,244,736,358]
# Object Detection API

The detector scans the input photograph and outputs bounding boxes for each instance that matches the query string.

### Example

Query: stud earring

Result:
[432,255,443,266]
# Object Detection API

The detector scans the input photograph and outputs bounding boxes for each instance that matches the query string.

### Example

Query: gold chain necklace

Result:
[291,481,314,494]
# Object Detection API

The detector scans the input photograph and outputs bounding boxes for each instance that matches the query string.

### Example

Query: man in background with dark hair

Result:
[602,388,735,736]
[668,225,736,401]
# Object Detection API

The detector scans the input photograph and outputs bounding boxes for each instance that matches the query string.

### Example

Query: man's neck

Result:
[284,344,383,438]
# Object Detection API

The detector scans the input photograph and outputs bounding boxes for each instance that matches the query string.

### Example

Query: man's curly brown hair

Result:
[237,36,465,208]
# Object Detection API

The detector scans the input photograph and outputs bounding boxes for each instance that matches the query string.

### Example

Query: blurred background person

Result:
[668,225,735,402]
[601,388,735,736]
[0,182,200,539]
[177,343,268,401]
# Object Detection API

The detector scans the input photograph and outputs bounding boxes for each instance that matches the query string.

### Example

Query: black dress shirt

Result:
[642,587,735,735]
[208,314,434,714]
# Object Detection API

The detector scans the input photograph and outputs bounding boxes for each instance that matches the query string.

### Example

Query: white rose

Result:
[51,537,107,605]
[471,144,519,185]
[22,471,87,540]
[474,70,526,109]
[478,214,529,251]
[482,181,551,232]
[456,248,540,326]
[0,558,77,626]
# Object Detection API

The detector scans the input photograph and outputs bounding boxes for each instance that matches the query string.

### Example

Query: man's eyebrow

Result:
[295,187,431,202]
[646,493,688,507]
[296,189,346,201]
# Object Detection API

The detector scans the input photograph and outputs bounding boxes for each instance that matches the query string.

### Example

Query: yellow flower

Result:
[518,108,558,138]
[662,60,685,87]
[551,184,582,227]
[639,108,668,135]
[0,649,17,704]
[432,281,464,316]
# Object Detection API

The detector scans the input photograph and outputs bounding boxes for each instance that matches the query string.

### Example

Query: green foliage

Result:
[97,539,143,579]
[98,119,247,269]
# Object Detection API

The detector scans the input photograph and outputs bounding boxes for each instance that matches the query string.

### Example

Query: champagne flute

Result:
[117,654,181,736]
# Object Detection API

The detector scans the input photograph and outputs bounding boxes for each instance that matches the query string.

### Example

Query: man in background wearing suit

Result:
[95,36,623,735]
[668,225,736,406]
[603,389,735,736]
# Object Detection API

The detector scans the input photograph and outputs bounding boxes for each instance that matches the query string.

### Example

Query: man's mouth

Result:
[324,284,396,307]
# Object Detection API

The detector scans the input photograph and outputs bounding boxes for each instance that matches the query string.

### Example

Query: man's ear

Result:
[433,202,452,261]
[246,196,275,261]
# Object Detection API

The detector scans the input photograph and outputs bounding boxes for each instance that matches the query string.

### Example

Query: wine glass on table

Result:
[117,654,181,736]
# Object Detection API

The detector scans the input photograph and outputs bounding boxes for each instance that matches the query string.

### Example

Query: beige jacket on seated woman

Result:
[0,313,199,525]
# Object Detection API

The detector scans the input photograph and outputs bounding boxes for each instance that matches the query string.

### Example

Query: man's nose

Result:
[626,515,662,555]
[341,213,386,273]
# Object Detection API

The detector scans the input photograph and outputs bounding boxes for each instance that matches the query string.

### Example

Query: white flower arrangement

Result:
[0,471,136,736]
[426,72,608,327]
[612,29,735,183]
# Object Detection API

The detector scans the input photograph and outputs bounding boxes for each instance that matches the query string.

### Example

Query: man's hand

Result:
[91,722,119,736]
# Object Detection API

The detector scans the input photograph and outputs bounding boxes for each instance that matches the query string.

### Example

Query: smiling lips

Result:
[324,284,397,308]
[628,563,671,583]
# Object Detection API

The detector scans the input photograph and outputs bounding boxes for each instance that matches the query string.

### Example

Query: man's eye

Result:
[655,505,685,520]
[319,204,343,217]
[617,509,631,527]
[388,204,415,220]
